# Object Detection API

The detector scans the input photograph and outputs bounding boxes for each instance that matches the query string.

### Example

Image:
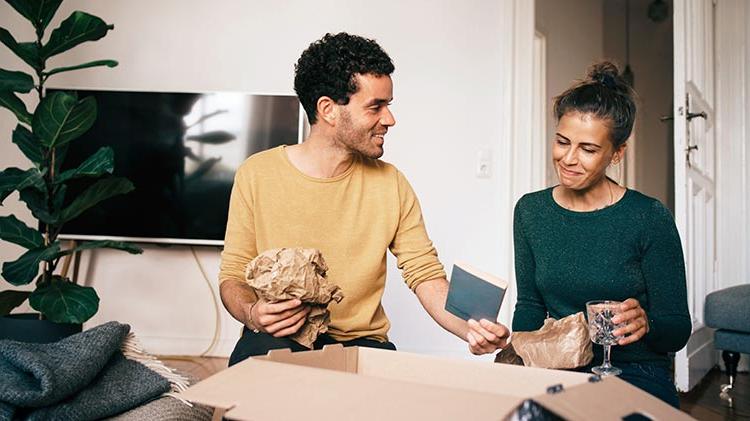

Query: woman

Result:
[511,61,691,407]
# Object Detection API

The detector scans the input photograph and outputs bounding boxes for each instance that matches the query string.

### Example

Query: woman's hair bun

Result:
[587,61,621,90]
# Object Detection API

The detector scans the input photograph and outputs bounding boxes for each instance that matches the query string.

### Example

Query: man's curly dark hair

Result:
[294,32,394,124]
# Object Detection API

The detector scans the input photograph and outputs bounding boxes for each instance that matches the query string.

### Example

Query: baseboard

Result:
[675,326,718,392]
[136,335,238,358]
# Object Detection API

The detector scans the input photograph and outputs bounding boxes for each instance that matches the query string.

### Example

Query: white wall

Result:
[716,0,750,292]
[0,0,519,358]
[714,0,749,373]
[535,0,604,187]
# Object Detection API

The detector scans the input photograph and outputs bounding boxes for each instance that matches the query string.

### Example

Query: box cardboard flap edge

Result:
[179,345,693,421]
[179,355,523,421]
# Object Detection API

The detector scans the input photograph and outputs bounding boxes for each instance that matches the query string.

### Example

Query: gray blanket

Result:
[0,322,170,420]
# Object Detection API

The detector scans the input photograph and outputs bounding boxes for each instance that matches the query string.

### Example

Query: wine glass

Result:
[585,300,625,376]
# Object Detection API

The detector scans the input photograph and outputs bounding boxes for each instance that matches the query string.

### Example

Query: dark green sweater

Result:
[512,187,691,367]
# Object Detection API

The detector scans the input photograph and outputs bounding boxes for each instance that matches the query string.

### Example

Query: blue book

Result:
[445,261,507,322]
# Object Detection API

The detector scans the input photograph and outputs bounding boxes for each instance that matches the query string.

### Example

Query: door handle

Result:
[687,111,707,121]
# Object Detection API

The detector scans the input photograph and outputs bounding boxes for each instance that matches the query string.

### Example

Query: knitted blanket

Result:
[0,322,171,421]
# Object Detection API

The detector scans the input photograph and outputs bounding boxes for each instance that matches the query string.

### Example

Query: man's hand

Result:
[466,319,509,355]
[246,298,310,337]
[611,298,649,346]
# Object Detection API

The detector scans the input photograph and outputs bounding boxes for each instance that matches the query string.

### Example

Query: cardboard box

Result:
[179,345,693,420]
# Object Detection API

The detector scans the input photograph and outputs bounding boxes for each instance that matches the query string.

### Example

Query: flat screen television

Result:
[54,88,304,246]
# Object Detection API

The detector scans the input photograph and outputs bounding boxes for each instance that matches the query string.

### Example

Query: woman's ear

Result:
[611,142,627,165]
[316,96,337,126]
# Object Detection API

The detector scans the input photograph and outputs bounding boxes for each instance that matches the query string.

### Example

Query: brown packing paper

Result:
[505,312,593,369]
[493,343,524,366]
[246,248,344,348]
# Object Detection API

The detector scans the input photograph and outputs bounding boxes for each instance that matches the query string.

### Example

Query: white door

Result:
[673,0,718,392]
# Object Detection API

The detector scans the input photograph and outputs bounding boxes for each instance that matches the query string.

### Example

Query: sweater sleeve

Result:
[218,162,258,286]
[640,201,692,353]
[511,197,547,332]
[389,170,446,292]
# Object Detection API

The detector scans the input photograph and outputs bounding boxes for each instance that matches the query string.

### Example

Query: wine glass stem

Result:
[604,345,612,368]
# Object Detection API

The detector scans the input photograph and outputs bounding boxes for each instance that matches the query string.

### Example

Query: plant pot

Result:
[0,313,82,343]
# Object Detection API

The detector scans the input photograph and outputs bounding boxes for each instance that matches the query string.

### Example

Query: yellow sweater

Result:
[219,146,446,342]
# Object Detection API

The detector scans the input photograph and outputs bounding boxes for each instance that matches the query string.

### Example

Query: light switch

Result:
[476,149,492,178]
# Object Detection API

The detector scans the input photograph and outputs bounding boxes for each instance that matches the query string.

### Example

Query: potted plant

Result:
[0,0,141,341]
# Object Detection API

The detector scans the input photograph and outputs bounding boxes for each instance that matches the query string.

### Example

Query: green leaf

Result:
[0,214,44,249]
[33,91,97,148]
[30,278,98,323]
[18,187,59,225]
[44,59,118,78]
[1,243,60,286]
[53,143,69,174]
[0,167,44,204]
[6,0,64,32]
[56,146,114,183]
[58,240,142,258]
[0,27,42,70]
[59,177,134,223]
[0,290,31,316]
[41,11,114,60]
[12,124,44,165]
[0,90,32,125]
[186,130,236,144]
[0,68,34,92]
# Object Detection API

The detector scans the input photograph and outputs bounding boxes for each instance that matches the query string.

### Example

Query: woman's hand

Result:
[612,298,649,346]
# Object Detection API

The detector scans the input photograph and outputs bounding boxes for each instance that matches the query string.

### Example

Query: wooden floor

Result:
[162,356,749,420]
[680,369,750,420]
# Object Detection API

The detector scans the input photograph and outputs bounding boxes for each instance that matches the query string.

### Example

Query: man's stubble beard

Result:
[336,110,383,160]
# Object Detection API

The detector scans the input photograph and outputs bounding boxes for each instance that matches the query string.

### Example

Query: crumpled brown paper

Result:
[245,248,344,348]
[495,312,593,369]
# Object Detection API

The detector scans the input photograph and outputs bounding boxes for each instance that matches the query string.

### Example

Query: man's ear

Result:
[316,96,337,126]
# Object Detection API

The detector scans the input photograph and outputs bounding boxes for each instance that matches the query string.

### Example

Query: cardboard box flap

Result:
[262,345,591,397]
[179,357,524,421]
[262,344,358,373]
[353,346,590,397]
[533,377,694,421]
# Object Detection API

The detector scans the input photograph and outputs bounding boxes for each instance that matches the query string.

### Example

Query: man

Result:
[219,32,508,365]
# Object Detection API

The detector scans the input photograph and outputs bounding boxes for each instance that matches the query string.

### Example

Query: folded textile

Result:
[0,321,170,421]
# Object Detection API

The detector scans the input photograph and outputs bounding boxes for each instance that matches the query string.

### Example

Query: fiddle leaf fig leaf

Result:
[6,0,63,32]
[0,28,42,70]
[0,290,31,315]
[33,91,97,148]
[59,177,134,223]
[0,68,34,93]
[0,90,33,125]
[42,11,114,59]
[0,167,44,205]
[1,243,60,286]
[45,59,118,78]
[56,146,114,183]
[30,279,99,324]
[12,124,44,165]
[0,214,44,249]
